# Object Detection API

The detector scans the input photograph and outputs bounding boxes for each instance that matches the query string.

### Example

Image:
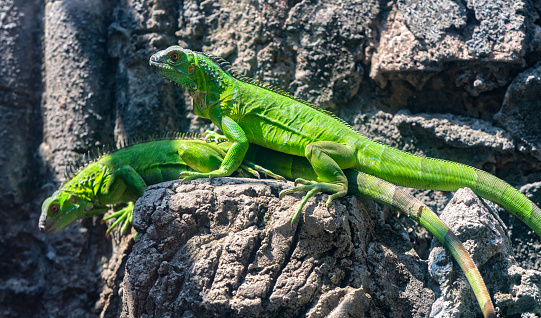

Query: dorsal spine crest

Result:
[63,132,203,181]
[198,51,356,130]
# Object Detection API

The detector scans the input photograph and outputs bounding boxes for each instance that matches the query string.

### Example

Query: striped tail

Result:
[473,169,541,238]
[359,144,541,238]
[345,170,496,318]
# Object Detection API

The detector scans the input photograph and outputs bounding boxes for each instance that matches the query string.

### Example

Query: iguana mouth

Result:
[149,53,164,68]
[38,215,58,234]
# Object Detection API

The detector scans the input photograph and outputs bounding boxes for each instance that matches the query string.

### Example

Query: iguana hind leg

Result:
[100,166,147,236]
[279,141,356,222]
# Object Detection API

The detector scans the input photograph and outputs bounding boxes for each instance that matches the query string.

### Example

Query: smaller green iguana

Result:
[40,135,494,317]
[39,133,275,235]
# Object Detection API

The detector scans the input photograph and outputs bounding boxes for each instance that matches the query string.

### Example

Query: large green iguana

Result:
[148,46,541,241]
[40,136,494,317]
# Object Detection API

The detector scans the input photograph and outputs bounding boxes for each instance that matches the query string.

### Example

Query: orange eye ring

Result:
[50,204,59,214]
[170,53,179,62]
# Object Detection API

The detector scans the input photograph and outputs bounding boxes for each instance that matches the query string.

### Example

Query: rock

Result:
[495,63,541,161]
[428,188,541,317]
[122,178,436,317]
[42,0,113,180]
[0,0,41,206]
[370,0,528,94]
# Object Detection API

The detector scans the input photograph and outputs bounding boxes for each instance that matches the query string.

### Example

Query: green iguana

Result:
[39,135,494,317]
[148,46,541,241]
[39,133,272,235]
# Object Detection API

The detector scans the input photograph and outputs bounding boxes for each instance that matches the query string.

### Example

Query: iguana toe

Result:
[294,178,317,187]
[179,171,221,184]
[279,182,347,223]
[103,202,135,236]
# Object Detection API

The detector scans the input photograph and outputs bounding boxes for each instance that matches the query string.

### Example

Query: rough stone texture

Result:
[495,62,541,161]
[107,0,190,140]
[370,0,527,92]
[177,0,378,110]
[122,178,435,318]
[41,0,114,180]
[429,188,541,317]
[1,0,541,317]
[0,0,42,208]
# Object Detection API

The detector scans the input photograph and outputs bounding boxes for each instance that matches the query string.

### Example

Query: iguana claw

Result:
[102,202,135,236]
[279,180,347,223]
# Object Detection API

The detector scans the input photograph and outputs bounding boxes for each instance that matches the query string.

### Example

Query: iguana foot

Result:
[102,202,134,236]
[279,180,347,223]
[238,164,261,179]
[242,160,286,181]
[179,170,229,183]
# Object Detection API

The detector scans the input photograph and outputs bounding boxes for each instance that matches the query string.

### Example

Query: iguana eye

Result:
[50,204,59,215]
[170,53,179,62]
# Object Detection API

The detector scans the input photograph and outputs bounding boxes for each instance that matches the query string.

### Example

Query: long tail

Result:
[345,169,496,318]
[358,143,541,238]
[244,144,495,317]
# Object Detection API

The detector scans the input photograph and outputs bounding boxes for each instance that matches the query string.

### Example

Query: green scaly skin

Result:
[40,136,494,317]
[149,46,541,242]
[39,136,264,235]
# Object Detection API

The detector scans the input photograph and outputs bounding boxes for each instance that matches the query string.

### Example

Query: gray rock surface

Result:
[0,0,41,206]
[123,182,541,317]
[495,62,541,161]
[429,188,541,317]
[371,0,527,93]
[122,178,435,318]
[41,0,113,179]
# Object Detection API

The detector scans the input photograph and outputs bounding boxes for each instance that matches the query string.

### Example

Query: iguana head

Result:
[39,164,108,234]
[39,191,94,233]
[149,46,204,92]
[150,46,232,118]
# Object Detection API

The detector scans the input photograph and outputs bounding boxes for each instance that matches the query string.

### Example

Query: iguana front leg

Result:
[102,202,134,235]
[200,130,284,180]
[99,166,147,234]
[179,116,249,182]
[279,141,357,222]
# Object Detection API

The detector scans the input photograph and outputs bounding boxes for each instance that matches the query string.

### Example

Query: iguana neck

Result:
[191,55,237,118]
